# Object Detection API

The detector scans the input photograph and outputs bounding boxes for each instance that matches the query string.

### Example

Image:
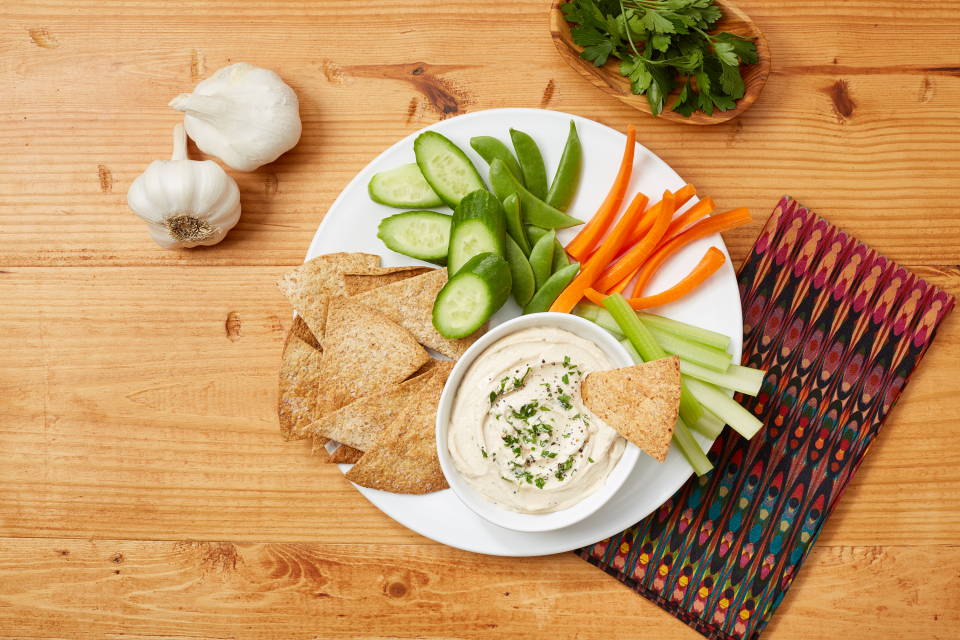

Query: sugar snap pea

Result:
[545,121,582,212]
[525,225,569,274]
[528,229,556,291]
[504,235,535,307]
[489,159,582,229]
[522,262,581,315]
[502,193,531,256]
[470,136,525,187]
[509,129,549,200]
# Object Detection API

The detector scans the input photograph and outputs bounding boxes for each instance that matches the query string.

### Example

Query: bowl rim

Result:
[435,312,641,533]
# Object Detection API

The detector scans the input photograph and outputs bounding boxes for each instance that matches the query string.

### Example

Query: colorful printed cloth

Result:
[576,196,954,640]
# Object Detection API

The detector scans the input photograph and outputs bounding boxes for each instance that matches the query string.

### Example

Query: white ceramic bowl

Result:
[436,313,640,533]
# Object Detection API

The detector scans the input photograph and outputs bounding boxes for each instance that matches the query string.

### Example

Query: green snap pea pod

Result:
[551,240,571,273]
[528,229,555,291]
[522,262,581,315]
[509,129,549,200]
[525,225,569,274]
[470,136,525,188]
[502,193,531,256]
[489,159,583,229]
[545,121,583,212]
[504,235,536,307]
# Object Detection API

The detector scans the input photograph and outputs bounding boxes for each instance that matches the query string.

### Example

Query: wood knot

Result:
[191,49,206,81]
[112,553,124,563]
[387,581,408,598]
[412,66,424,76]
[98,165,113,193]
[827,79,856,121]
[225,312,242,342]
[265,173,279,197]
[28,26,59,48]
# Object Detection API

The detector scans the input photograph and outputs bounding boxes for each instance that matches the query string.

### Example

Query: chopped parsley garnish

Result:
[563,433,571,438]
[543,451,558,459]
[480,447,487,458]
[558,393,573,410]
[589,457,595,463]
[489,366,531,404]
[555,455,576,481]
[512,400,540,422]
[535,476,547,489]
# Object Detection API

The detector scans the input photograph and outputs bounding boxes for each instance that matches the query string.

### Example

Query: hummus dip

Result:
[448,327,626,514]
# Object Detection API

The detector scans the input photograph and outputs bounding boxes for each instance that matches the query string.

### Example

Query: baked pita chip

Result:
[311,434,330,458]
[344,266,433,296]
[352,268,485,360]
[409,357,444,380]
[345,361,453,494]
[314,297,430,418]
[581,356,681,463]
[277,252,380,343]
[278,324,323,441]
[290,314,321,350]
[327,445,365,464]
[305,367,436,447]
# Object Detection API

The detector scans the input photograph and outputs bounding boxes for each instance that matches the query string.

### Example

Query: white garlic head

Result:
[169,62,302,172]
[127,124,241,249]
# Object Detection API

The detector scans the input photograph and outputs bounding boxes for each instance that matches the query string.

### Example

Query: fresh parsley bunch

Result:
[562,0,758,117]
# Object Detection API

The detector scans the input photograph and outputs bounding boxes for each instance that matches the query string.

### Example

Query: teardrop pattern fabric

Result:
[576,196,954,640]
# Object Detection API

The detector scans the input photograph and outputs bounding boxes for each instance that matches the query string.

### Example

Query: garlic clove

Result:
[169,62,302,172]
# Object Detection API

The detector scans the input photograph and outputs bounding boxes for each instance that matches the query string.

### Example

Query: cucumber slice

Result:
[368,163,444,208]
[415,131,486,209]
[377,210,451,264]
[433,253,512,339]
[448,190,506,276]
[505,235,536,307]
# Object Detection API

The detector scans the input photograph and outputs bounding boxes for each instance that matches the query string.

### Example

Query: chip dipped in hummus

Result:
[447,327,626,514]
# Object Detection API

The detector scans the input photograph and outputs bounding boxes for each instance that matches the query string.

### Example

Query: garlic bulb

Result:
[169,62,302,172]
[127,124,241,249]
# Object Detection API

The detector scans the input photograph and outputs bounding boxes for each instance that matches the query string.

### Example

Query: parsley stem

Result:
[618,0,642,57]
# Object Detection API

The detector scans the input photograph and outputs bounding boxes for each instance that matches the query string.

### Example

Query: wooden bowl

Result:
[549,0,771,125]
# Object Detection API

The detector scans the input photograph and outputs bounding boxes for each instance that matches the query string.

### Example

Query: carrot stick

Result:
[662,197,715,243]
[632,207,752,298]
[591,190,675,293]
[607,266,640,295]
[565,125,636,261]
[621,183,696,248]
[548,191,649,313]
[625,247,726,310]
[583,287,607,305]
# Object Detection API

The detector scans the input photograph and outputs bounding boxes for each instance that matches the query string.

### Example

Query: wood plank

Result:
[2,1,960,268]
[1,266,957,545]
[0,538,956,639]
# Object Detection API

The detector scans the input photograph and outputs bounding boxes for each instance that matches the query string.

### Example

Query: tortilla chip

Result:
[305,368,436,448]
[581,356,681,463]
[409,357,444,380]
[352,268,485,360]
[278,326,323,441]
[344,266,434,296]
[311,434,330,459]
[277,252,380,344]
[345,361,454,494]
[327,445,365,464]
[314,297,430,418]
[290,314,321,350]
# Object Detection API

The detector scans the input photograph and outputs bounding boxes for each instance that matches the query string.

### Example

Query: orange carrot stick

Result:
[548,191,650,313]
[624,247,726,310]
[606,266,640,295]
[621,183,696,248]
[583,287,607,305]
[591,190,675,293]
[632,207,752,298]
[565,125,636,261]
[661,197,715,243]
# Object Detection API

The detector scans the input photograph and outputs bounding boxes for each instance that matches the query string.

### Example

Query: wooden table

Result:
[3,1,958,637]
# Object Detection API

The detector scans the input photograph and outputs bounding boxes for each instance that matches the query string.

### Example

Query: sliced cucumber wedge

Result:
[368,163,444,208]
[415,131,486,209]
[433,253,512,339]
[377,210,451,264]
[505,235,536,307]
[448,189,505,276]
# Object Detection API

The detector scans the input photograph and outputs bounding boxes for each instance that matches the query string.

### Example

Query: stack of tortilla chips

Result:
[276,253,486,495]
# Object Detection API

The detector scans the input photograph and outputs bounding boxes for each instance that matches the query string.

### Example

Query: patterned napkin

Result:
[576,196,954,640]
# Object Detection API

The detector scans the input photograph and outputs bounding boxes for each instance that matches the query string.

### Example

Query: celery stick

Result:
[684,377,763,440]
[603,327,626,341]
[619,338,642,365]
[645,324,732,372]
[638,312,730,350]
[595,307,626,336]
[673,417,713,476]
[574,301,601,322]
[690,406,725,439]
[679,360,764,396]
[603,294,703,425]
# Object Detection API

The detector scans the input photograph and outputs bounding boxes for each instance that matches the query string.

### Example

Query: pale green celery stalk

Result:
[673,416,713,476]
[603,327,626,341]
[637,312,730,350]
[690,406,725,439]
[574,300,602,322]
[594,307,621,334]
[684,376,763,440]
[603,294,703,425]
[645,324,732,372]
[679,359,764,396]
[619,338,643,365]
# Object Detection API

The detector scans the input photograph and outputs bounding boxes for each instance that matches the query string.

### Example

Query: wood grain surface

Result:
[3,0,959,637]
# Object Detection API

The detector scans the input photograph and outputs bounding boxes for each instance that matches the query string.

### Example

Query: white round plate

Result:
[306,108,742,557]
